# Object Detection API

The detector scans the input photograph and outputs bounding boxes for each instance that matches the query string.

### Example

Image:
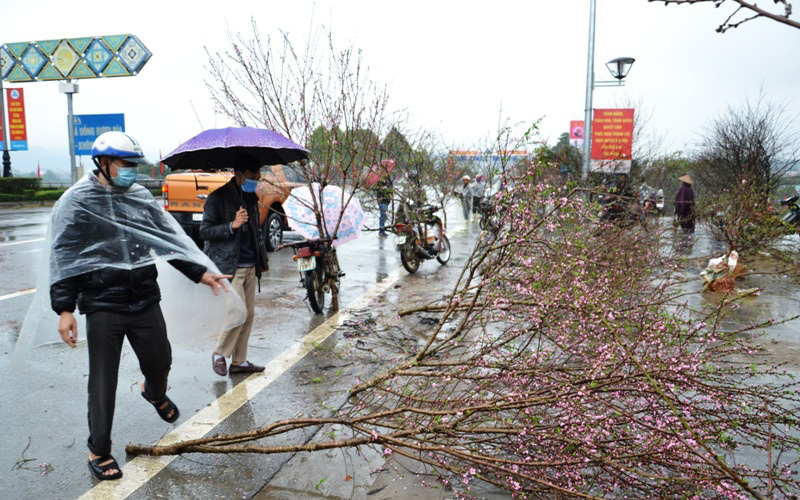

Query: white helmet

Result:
[91,131,149,164]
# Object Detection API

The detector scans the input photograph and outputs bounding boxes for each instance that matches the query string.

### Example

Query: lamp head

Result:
[606,57,635,80]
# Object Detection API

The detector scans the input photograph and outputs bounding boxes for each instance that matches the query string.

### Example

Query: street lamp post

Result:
[0,76,11,177]
[581,0,635,180]
[59,81,79,184]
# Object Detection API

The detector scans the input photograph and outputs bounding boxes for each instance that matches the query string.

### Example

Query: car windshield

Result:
[283,163,308,183]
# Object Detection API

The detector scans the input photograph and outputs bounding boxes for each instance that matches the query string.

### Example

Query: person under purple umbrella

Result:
[674,174,695,234]
[201,154,269,377]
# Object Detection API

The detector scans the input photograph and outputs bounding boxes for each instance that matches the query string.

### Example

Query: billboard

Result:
[73,113,125,155]
[1,35,151,82]
[590,108,634,173]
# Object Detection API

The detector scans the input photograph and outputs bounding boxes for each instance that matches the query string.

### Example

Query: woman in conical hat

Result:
[674,174,695,233]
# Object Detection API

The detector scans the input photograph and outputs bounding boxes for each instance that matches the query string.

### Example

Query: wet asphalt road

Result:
[0,205,484,500]
[3,208,799,499]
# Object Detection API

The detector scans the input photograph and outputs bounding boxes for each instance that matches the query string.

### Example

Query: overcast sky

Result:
[1,0,798,176]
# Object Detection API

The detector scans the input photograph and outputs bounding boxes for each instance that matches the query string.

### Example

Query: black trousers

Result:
[86,303,171,456]
[472,196,481,213]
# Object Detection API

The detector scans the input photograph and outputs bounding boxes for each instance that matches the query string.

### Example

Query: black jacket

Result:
[199,179,264,277]
[50,260,205,315]
[375,178,393,205]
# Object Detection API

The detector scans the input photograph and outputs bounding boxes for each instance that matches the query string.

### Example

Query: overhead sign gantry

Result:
[0,34,151,180]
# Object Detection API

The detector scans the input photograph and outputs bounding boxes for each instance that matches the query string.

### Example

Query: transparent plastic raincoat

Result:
[13,172,246,363]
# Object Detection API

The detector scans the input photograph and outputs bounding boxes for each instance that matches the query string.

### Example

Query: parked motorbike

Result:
[477,198,496,230]
[598,188,638,227]
[393,203,451,273]
[284,237,342,313]
[779,195,800,227]
[638,184,665,216]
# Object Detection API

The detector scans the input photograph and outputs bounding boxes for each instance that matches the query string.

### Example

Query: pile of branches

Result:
[129,164,800,498]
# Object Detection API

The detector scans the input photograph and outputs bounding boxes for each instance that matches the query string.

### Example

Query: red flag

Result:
[37,162,41,179]
[159,149,164,176]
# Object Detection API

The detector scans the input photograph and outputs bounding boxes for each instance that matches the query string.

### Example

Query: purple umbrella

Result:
[161,126,309,170]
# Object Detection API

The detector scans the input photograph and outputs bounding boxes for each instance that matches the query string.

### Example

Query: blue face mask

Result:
[113,166,138,187]
[241,178,259,193]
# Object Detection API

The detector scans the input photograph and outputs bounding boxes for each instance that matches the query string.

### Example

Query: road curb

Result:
[0,200,57,209]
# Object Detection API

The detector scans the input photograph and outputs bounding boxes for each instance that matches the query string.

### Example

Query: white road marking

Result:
[0,237,45,248]
[81,221,471,499]
[0,288,36,302]
[80,268,404,500]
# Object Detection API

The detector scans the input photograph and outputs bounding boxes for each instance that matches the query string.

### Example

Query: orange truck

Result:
[162,164,308,250]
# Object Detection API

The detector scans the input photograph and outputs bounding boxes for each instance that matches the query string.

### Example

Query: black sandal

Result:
[88,455,123,480]
[141,391,180,423]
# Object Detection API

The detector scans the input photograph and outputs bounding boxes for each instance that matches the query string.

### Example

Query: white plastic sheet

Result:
[13,172,245,365]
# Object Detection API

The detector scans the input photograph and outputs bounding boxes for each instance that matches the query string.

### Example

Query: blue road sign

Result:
[73,113,125,155]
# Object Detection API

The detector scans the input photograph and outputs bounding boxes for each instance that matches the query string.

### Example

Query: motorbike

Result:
[477,198,496,230]
[638,184,665,216]
[779,195,800,227]
[392,203,451,273]
[598,188,638,227]
[284,237,342,313]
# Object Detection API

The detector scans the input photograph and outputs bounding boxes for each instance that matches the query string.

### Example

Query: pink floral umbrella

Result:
[364,159,395,188]
[283,183,364,247]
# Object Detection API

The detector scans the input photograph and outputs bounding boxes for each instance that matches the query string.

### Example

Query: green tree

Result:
[547,132,582,180]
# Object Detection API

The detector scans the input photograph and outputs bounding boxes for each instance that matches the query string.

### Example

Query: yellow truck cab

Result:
[162,163,307,250]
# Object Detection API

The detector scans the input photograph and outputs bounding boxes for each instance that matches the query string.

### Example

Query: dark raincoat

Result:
[674,182,695,233]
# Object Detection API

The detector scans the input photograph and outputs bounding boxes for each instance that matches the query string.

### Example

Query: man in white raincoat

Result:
[49,132,231,480]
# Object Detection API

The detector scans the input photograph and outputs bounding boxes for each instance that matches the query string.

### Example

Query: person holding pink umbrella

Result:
[375,176,394,237]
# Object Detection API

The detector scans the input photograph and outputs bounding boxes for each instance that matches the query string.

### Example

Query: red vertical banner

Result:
[590,108,634,160]
[6,88,28,151]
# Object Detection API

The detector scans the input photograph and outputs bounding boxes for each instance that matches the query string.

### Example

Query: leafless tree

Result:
[698,176,791,253]
[205,20,393,310]
[610,95,666,182]
[693,93,800,196]
[648,0,800,32]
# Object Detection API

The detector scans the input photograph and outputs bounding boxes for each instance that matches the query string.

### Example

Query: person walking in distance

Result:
[459,175,473,220]
[202,154,270,376]
[472,175,486,215]
[50,131,231,480]
[674,174,696,234]
[375,176,393,237]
